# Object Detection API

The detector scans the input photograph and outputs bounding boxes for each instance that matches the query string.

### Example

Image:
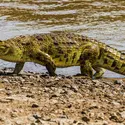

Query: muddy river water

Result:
[0,0,125,78]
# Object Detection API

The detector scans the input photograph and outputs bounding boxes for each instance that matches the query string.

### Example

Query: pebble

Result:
[29,75,36,80]
[109,113,119,122]
[120,111,125,119]
[19,77,25,83]
[114,79,123,85]
[30,123,37,125]
[123,92,125,97]
[15,119,25,125]
[2,78,9,83]
[10,111,17,118]
[26,94,35,98]
[112,101,121,107]
[89,102,99,109]
[6,90,13,96]
[32,103,39,108]
[81,116,90,122]
[92,80,100,85]
[33,114,41,119]
[0,116,6,121]
[28,115,36,121]
[0,98,13,103]
[66,76,73,79]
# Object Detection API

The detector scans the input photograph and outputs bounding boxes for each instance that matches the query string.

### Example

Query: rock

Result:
[92,80,100,85]
[15,119,25,125]
[89,102,99,109]
[123,92,125,97]
[10,112,18,118]
[66,76,73,79]
[30,123,37,125]
[19,77,25,83]
[6,90,13,96]
[4,119,12,125]
[27,115,36,122]
[109,113,119,122]
[67,104,72,108]
[114,79,123,85]
[112,101,120,107]
[55,76,62,81]
[0,116,6,121]
[71,84,78,92]
[33,114,41,119]
[32,103,39,108]
[81,116,90,122]
[26,94,35,98]
[29,75,36,80]
[2,78,9,83]
[0,98,13,103]
[59,115,68,119]
[120,111,125,119]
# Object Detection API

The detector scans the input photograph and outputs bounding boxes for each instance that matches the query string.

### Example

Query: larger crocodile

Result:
[0,32,125,78]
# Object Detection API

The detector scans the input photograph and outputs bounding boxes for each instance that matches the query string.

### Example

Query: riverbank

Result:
[0,69,124,125]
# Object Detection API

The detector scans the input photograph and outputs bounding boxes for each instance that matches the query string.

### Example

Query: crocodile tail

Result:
[97,45,125,75]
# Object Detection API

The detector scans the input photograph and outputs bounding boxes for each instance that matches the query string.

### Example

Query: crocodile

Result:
[0,31,124,78]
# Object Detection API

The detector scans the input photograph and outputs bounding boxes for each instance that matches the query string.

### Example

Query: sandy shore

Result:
[0,69,124,125]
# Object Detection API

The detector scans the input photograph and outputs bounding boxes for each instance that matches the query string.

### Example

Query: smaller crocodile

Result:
[0,32,125,78]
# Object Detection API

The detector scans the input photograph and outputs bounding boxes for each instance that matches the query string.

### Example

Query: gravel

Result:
[0,69,124,125]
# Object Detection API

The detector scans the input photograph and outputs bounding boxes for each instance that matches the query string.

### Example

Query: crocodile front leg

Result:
[46,63,56,76]
[34,51,56,76]
[13,62,25,74]
[80,60,93,78]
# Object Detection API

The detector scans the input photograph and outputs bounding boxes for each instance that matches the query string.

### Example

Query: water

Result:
[0,0,125,78]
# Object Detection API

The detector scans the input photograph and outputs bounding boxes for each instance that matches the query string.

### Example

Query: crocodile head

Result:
[0,41,9,55]
[0,41,14,56]
[0,40,24,62]
[0,40,19,62]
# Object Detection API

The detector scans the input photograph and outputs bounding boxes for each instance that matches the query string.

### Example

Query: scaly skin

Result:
[0,31,125,78]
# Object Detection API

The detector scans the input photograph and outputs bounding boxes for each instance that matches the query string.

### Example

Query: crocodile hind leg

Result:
[80,60,93,78]
[80,44,100,78]
[93,66,106,79]
[34,51,56,76]
[13,62,25,74]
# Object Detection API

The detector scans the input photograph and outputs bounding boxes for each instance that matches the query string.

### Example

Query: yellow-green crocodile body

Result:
[0,32,125,78]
